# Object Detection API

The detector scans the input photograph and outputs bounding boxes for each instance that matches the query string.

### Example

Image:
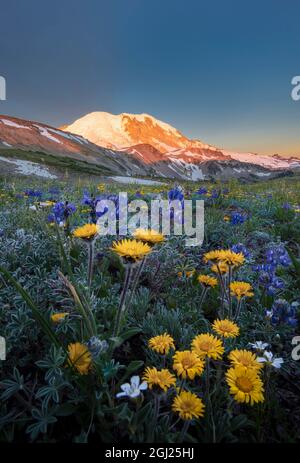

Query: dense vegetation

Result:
[0,175,299,443]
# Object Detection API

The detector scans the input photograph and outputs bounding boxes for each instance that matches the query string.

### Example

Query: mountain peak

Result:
[62,111,208,153]
[61,110,300,172]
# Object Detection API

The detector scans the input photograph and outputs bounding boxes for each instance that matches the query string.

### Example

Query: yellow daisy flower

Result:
[226,365,264,405]
[212,319,240,338]
[228,349,263,371]
[73,223,99,240]
[39,200,56,207]
[185,269,196,278]
[67,343,92,375]
[172,350,204,380]
[211,262,229,274]
[110,239,152,262]
[142,367,176,392]
[191,333,224,360]
[230,281,254,300]
[133,228,165,245]
[172,391,205,420]
[218,250,245,267]
[198,274,218,288]
[51,312,69,323]
[178,269,195,278]
[203,250,223,263]
[148,333,175,355]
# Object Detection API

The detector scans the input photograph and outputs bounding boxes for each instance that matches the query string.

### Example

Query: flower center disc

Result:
[236,377,253,393]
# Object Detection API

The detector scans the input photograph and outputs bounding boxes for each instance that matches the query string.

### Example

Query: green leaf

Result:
[287,248,300,275]
[133,402,152,427]
[0,264,61,349]
[117,360,144,386]
[110,328,141,349]
[54,403,77,417]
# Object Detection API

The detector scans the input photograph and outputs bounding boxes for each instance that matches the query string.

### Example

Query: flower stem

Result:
[124,257,146,314]
[113,265,133,337]
[87,241,95,289]
[150,393,161,441]
[199,287,208,311]
[234,298,242,321]
[178,377,186,394]
[228,265,233,319]
[179,420,190,443]
[205,357,216,443]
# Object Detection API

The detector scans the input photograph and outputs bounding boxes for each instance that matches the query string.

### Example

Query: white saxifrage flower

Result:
[116,375,147,399]
[256,350,284,369]
[249,341,269,351]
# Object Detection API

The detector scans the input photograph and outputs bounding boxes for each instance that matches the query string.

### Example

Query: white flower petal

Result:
[139,381,148,391]
[272,358,284,369]
[120,383,131,393]
[129,389,141,398]
[263,351,273,361]
[250,341,269,350]
[116,392,127,398]
[130,376,140,388]
[257,356,267,363]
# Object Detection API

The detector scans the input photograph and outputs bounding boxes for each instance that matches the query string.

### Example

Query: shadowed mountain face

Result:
[0,115,154,177]
[0,113,299,181]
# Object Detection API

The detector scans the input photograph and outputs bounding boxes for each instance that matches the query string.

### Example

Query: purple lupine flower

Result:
[268,299,297,327]
[259,271,285,295]
[231,243,251,259]
[168,186,184,202]
[230,212,247,225]
[24,189,42,198]
[266,246,291,268]
[211,189,220,199]
[282,202,292,210]
[48,187,60,196]
[49,201,76,224]
[196,187,208,195]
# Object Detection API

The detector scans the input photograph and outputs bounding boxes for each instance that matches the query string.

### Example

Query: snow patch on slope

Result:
[0,156,57,179]
[0,119,31,130]
[223,150,291,170]
[33,125,62,144]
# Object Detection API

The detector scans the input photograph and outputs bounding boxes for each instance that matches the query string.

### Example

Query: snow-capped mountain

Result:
[63,111,214,153]
[1,113,299,181]
[63,111,300,173]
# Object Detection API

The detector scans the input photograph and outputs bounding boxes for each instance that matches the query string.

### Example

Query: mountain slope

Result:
[63,111,300,172]
[63,111,214,153]
[0,115,154,177]
[1,113,299,182]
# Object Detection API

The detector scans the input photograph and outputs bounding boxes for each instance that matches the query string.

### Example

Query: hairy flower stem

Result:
[178,378,186,394]
[234,299,242,321]
[87,241,95,289]
[113,265,133,337]
[205,357,210,397]
[124,257,146,313]
[216,266,230,316]
[199,287,208,311]
[205,357,216,443]
[150,394,161,441]
[228,265,233,319]
[179,420,190,443]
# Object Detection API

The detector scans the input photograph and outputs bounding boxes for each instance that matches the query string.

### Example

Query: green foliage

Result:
[0,175,299,443]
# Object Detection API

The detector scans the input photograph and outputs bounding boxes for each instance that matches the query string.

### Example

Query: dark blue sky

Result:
[0,0,299,155]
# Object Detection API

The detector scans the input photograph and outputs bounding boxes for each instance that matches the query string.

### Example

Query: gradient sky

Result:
[0,0,299,156]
